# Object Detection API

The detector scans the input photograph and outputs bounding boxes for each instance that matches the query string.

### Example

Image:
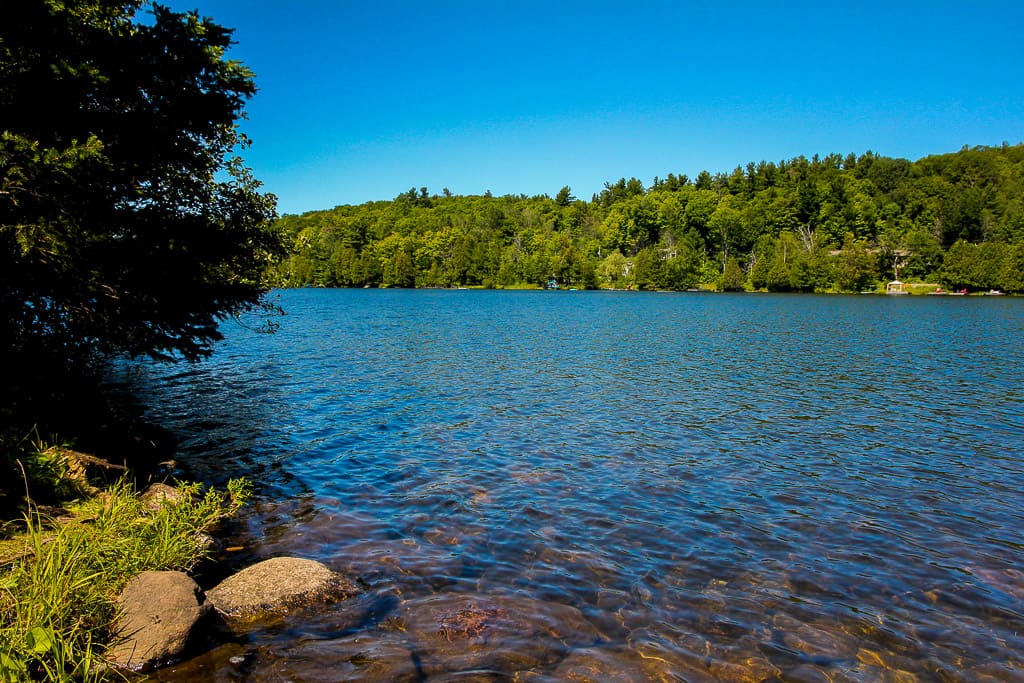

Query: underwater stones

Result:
[334,536,466,590]
[627,629,719,682]
[244,635,421,683]
[396,593,600,676]
[771,613,857,663]
[546,645,675,682]
[146,642,248,680]
[108,571,210,672]
[708,655,782,683]
[205,556,358,619]
[781,663,836,682]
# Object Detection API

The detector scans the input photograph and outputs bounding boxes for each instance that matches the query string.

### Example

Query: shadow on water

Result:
[130,290,1024,681]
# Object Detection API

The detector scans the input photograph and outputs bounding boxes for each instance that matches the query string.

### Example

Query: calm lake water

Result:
[119,289,1024,681]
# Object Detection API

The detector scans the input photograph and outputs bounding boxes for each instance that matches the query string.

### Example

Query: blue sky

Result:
[164,1,1023,215]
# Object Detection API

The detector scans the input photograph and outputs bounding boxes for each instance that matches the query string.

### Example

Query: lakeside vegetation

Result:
[272,144,1024,294]
[0,464,250,682]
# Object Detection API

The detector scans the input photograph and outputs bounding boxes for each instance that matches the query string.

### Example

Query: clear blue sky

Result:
[164,0,1023,215]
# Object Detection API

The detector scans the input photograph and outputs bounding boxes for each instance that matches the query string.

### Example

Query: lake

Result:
[118,288,1024,681]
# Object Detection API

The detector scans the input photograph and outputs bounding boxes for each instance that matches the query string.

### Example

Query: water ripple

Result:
[116,290,1024,680]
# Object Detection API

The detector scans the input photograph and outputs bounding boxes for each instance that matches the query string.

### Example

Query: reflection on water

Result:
[117,289,1024,681]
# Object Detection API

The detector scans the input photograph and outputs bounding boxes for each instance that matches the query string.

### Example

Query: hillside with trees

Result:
[272,144,1024,293]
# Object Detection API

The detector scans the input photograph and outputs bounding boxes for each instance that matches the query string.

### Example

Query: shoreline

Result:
[0,460,251,680]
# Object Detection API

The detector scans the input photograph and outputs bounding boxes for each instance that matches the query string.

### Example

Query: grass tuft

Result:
[0,476,250,682]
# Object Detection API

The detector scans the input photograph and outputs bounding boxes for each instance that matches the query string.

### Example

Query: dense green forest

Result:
[273,144,1024,293]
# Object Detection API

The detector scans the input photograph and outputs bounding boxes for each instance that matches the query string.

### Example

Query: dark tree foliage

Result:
[0,0,282,371]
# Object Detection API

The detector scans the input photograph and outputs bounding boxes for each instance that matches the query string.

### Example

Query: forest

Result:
[272,144,1024,293]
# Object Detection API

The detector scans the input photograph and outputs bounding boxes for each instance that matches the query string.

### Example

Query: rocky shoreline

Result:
[110,556,358,672]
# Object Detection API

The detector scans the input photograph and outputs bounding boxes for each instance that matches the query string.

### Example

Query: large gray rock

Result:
[140,482,189,512]
[108,571,210,672]
[205,556,357,619]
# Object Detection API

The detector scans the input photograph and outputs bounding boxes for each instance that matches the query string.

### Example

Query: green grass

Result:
[0,477,250,682]
[1,432,93,521]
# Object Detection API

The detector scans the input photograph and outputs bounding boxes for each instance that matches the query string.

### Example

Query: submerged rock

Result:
[244,635,421,683]
[708,655,782,683]
[626,629,720,683]
[108,571,210,672]
[205,556,358,619]
[396,592,601,676]
[144,642,248,681]
[544,646,666,682]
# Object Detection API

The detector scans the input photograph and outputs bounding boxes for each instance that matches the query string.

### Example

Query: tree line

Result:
[272,144,1024,293]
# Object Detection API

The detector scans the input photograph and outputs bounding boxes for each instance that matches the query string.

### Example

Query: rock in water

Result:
[396,593,601,676]
[205,556,357,619]
[109,571,210,672]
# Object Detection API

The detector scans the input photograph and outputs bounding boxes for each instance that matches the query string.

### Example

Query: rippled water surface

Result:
[119,289,1024,681]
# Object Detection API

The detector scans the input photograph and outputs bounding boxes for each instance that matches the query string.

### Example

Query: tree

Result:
[938,241,976,290]
[834,232,878,293]
[708,197,743,269]
[753,231,826,292]
[683,188,719,242]
[599,195,659,256]
[1000,244,1024,293]
[866,156,911,194]
[901,228,944,280]
[598,250,629,288]
[632,246,664,290]
[1,0,282,370]
[555,185,575,207]
[719,257,746,291]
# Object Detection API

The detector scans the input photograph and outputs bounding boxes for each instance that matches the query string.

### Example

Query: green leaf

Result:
[26,626,54,654]
[1,649,28,675]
